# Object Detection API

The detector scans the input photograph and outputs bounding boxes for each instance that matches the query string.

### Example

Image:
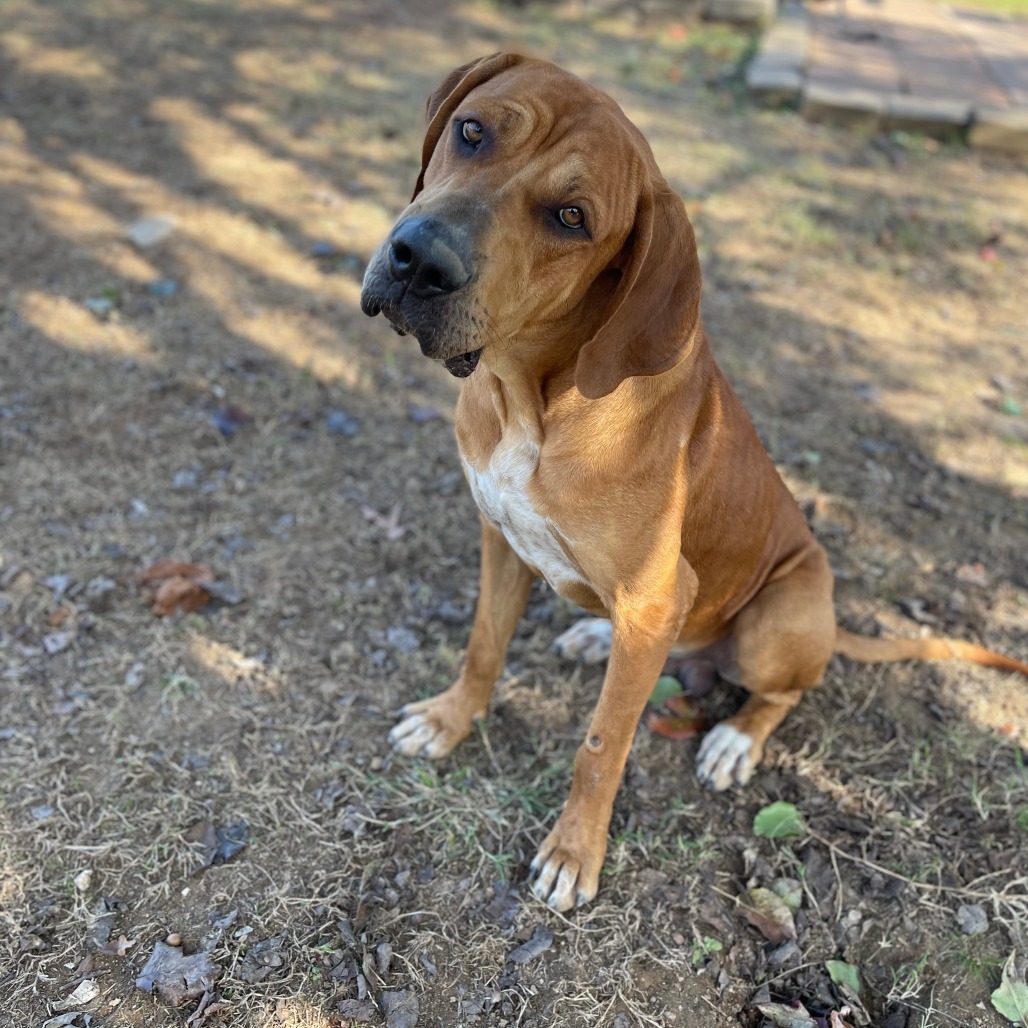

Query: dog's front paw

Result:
[530,814,608,912]
[695,723,759,791]
[389,688,480,759]
[553,618,612,664]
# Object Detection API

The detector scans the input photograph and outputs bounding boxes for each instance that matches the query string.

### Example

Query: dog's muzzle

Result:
[361,209,487,377]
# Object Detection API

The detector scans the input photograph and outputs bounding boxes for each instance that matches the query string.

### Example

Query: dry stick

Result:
[829,843,845,923]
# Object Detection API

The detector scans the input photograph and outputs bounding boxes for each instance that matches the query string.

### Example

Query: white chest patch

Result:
[462,433,583,589]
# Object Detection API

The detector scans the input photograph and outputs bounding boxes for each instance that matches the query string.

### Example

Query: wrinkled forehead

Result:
[451,63,652,207]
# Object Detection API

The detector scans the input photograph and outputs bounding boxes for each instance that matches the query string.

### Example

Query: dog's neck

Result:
[472,320,714,433]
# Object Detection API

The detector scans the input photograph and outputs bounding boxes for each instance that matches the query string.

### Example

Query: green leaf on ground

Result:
[992,952,1028,1025]
[826,959,862,997]
[649,675,682,705]
[753,801,806,839]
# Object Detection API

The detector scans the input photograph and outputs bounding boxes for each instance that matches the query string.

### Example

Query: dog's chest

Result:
[461,434,582,588]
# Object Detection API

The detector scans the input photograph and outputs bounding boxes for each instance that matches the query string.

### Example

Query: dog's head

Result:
[360,54,701,397]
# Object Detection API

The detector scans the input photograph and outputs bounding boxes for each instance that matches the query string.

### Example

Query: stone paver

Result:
[744,0,1028,153]
[956,10,1028,106]
[969,106,1028,152]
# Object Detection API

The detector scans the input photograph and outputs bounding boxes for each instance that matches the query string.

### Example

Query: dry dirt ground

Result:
[2,2,1027,1026]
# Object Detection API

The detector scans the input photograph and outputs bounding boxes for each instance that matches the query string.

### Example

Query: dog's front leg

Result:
[390,517,535,758]
[531,560,698,911]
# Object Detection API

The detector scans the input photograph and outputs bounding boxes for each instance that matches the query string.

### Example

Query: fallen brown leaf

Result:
[136,560,214,585]
[741,886,797,944]
[644,694,708,740]
[151,576,212,616]
[137,560,216,616]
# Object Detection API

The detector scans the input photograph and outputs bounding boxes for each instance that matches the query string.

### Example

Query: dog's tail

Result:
[835,627,1028,677]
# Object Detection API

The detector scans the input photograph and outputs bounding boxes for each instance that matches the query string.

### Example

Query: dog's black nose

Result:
[387,216,470,298]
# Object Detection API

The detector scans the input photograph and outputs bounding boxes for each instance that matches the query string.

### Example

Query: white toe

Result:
[388,712,426,743]
[553,618,612,664]
[390,714,438,756]
[696,724,754,791]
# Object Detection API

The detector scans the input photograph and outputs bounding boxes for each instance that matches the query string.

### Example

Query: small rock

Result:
[376,941,393,976]
[408,405,442,424]
[310,241,338,257]
[126,215,177,248]
[74,869,93,892]
[43,631,75,656]
[385,626,421,654]
[84,576,116,599]
[380,989,419,1028]
[337,999,378,1022]
[166,933,182,946]
[506,924,554,965]
[767,939,801,969]
[30,804,56,820]
[44,574,73,600]
[326,409,360,437]
[124,663,146,688]
[955,903,988,935]
[211,405,249,438]
[146,278,179,297]
[84,296,116,317]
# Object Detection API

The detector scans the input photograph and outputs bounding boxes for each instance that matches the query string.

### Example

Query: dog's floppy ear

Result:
[412,53,526,200]
[574,182,702,399]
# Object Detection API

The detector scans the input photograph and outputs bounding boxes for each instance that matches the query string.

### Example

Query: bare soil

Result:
[1,2,1026,1027]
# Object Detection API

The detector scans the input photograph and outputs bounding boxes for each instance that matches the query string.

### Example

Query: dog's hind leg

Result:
[696,546,835,791]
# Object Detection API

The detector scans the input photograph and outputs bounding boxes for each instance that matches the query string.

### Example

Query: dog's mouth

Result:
[442,349,482,377]
[362,288,483,379]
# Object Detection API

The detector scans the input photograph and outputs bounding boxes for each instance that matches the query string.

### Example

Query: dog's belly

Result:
[462,437,584,590]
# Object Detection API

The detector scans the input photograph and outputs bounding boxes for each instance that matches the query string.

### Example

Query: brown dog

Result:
[360,53,1028,912]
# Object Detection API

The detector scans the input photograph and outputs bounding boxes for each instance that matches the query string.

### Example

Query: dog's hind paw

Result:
[695,723,757,791]
[553,618,612,664]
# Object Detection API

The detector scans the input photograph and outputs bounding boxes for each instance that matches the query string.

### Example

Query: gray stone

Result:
[801,83,885,129]
[955,903,988,935]
[126,215,177,248]
[746,62,803,104]
[885,95,971,137]
[968,106,1028,153]
[707,0,775,23]
[758,22,810,69]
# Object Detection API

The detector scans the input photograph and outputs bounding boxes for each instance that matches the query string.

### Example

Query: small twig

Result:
[475,717,503,777]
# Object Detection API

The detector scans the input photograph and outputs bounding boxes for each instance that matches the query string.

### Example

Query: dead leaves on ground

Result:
[136,560,241,616]
[644,676,708,740]
[134,940,222,1006]
[184,819,249,871]
[137,560,213,615]
[756,1001,855,1028]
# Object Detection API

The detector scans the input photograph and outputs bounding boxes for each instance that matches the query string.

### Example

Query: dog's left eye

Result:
[558,206,585,230]
[462,120,484,146]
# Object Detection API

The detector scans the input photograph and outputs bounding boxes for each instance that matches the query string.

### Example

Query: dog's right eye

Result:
[461,120,484,146]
